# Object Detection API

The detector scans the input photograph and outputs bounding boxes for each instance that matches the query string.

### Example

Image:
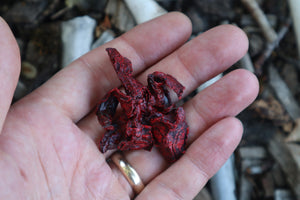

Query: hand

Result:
[0,12,258,199]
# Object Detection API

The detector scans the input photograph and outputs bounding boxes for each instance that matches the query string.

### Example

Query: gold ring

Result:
[110,152,145,195]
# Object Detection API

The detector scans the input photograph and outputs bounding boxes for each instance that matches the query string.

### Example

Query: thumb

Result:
[0,17,21,132]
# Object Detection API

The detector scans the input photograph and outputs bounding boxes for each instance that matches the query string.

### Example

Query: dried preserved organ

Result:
[96,48,189,162]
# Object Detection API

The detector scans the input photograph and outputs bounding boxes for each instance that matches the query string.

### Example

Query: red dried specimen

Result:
[96,48,189,163]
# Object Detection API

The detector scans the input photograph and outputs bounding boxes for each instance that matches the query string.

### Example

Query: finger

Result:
[27,12,192,122]
[0,17,21,131]
[136,117,243,200]
[185,69,259,143]
[78,24,250,141]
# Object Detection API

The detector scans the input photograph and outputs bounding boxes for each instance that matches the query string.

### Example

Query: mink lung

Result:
[96,48,189,163]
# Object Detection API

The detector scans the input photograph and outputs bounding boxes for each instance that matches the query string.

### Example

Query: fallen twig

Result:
[61,16,96,67]
[242,0,277,43]
[254,19,292,75]
[268,65,300,121]
[35,0,60,24]
[268,135,300,199]
[124,0,167,24]
[288,0,300,58]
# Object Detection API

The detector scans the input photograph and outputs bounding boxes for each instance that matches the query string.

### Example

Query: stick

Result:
[268,65,300,121]
[254,19,291,75]
[288,0,300,58]
[242,0,277,43]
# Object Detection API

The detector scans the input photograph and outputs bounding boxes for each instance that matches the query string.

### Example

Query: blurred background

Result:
[0,0,299,199]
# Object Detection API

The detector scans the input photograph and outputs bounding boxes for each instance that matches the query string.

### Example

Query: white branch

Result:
[242,0,277,43]
[288,0,300,58]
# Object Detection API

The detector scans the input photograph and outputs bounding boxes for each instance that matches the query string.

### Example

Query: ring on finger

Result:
[110,152,145,195]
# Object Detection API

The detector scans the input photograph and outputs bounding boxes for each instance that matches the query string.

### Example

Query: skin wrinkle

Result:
[69,143,87,199]
[76,56,113,94]
[198,90,223,121]
[176,157,209,199]
[184,153,210,183]
[188,97,210,133]
[76,139,113,200]
[55,126,93,199]
[28,89,70,123]
[154,180,183,200]
[84,164,99,200]
[76,56,115,110]
[77,112,105,142]
[118,35,147,73]
[69,147,81,199]
[34,126,67,199]
[37,151,54,200]
[51,137,68,185]
[201,132,230,170]
[178,49,218,90]
[68,130,94,198]
[85,159,108,199]
[174,51,199,95]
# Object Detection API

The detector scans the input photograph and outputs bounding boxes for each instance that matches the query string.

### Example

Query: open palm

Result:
[0,13,258,199]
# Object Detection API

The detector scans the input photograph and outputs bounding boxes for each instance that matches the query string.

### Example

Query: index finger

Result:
[25,12,192,122]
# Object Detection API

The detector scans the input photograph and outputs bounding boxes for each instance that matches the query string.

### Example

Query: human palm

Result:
[0,13,258,199]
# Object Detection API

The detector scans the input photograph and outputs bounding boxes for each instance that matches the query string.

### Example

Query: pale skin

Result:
[0,12,259,199]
